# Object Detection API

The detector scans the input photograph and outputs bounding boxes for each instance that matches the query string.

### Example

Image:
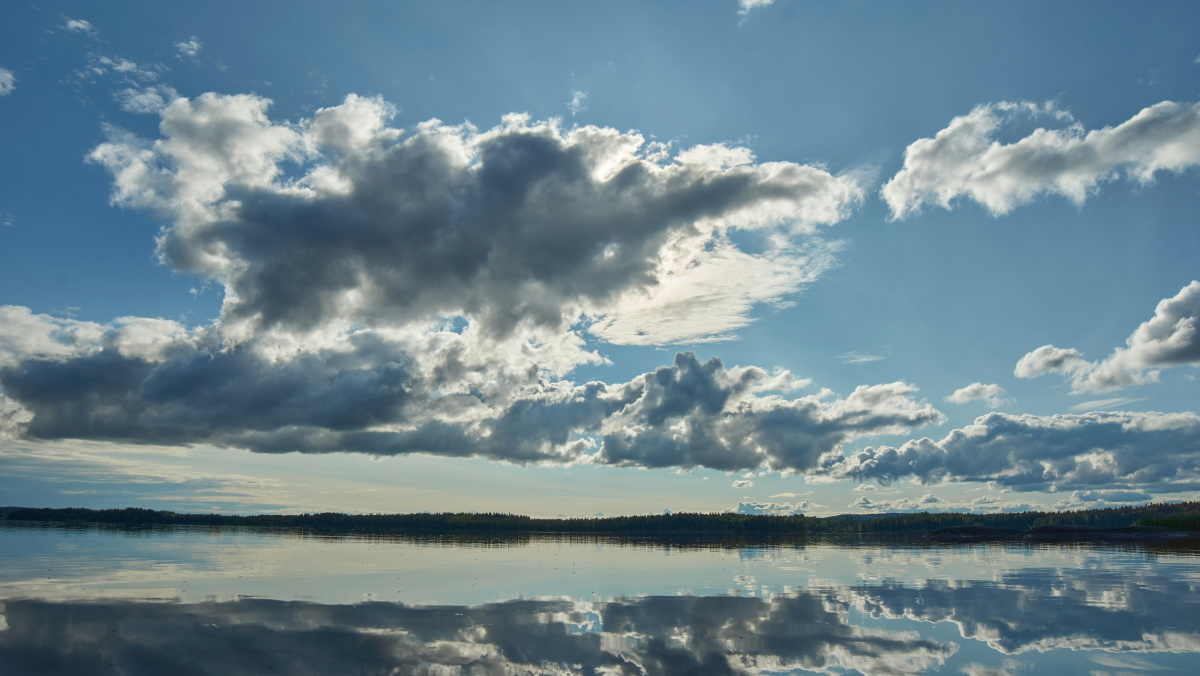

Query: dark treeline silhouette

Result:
[2,502,1199,537]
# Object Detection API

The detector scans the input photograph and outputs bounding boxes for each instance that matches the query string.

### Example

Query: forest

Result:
[3,501,1199,537]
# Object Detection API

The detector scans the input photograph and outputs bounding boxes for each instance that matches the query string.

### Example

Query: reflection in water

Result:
[2,524,1200,674]
[0,594,951,675]
[843,568,1200,654]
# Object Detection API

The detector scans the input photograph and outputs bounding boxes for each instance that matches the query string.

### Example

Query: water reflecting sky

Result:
[2,523,1199,674]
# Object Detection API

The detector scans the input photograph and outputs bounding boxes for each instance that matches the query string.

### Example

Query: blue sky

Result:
[1,1,1198,516]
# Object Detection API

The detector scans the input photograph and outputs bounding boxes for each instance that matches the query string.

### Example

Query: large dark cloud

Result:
[822,410,1200,492]
[598,354,942,472]
[0,335,941,471]
[90,94,861,343]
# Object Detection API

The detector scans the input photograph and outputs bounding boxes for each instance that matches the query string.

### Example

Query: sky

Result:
[1,1,1199,517]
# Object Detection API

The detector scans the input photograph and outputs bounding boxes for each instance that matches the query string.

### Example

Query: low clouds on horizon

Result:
[2,87,1199,497]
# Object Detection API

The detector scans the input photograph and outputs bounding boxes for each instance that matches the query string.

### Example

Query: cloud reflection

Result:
[0,593,952,675]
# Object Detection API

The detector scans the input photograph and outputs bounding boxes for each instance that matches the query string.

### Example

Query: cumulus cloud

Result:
[1016,280,1200,393]
[1,92,950,475]
[174,36,203,59]
[597,354,943,472]
[1,319,941,473]
[824,410,1200,492]
[850,492,1032,514]
[0,67,14,96]
[732,479,755,488]
[946,382,1010,408]
[89,93,862,344]
[883,100,1200,219]
[1053,489,1152,510]
[735,500,815,515]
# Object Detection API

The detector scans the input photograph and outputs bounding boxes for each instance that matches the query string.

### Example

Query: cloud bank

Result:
[0,92,958,475]
[823,410,1200,492]
[883,100,1200,219]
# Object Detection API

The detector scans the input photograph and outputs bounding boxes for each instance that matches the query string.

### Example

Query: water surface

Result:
[2,522,1198,674]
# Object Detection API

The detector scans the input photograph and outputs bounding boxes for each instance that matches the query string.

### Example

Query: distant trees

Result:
[3,501,1199,538]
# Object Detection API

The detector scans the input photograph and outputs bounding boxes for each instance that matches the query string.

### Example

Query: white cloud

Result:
[567,90,587,116]
[175,36,203,59]
[824,410,1200,492]
[735,500,812,515]
[883,100,1200,219]
[732,479,754,488]
[76,54,160,85]
[62,18,97,35]
[0,67,14,96]
[114,84,180,114]
[1068,397,1146,412]
[1016,281,1200,393]
[838,350,886,365]
[738,0,775,16]
[849,492,947,513]
[1052,489,1152,510]
[946,382,1010,408]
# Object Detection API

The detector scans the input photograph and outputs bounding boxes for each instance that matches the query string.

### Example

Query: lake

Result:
[2,522,1198,675]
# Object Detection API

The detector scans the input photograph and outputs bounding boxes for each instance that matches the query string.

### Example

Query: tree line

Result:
[2,501,1198,536]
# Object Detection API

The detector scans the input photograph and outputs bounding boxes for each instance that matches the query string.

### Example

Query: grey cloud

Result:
[1017,281,1200,393]
[91,93,862,344]
[1,322,939,471]
[883,100,1200,219]
[825,410,1200,492]
[597,353,943,472]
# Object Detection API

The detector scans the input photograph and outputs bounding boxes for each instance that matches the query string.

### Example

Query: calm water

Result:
[2,523,1199,675]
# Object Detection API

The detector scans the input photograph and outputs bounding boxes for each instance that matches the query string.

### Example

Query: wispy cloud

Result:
[566,89,587,115]
[1068,397,1147,412]
[839,350,887,365]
